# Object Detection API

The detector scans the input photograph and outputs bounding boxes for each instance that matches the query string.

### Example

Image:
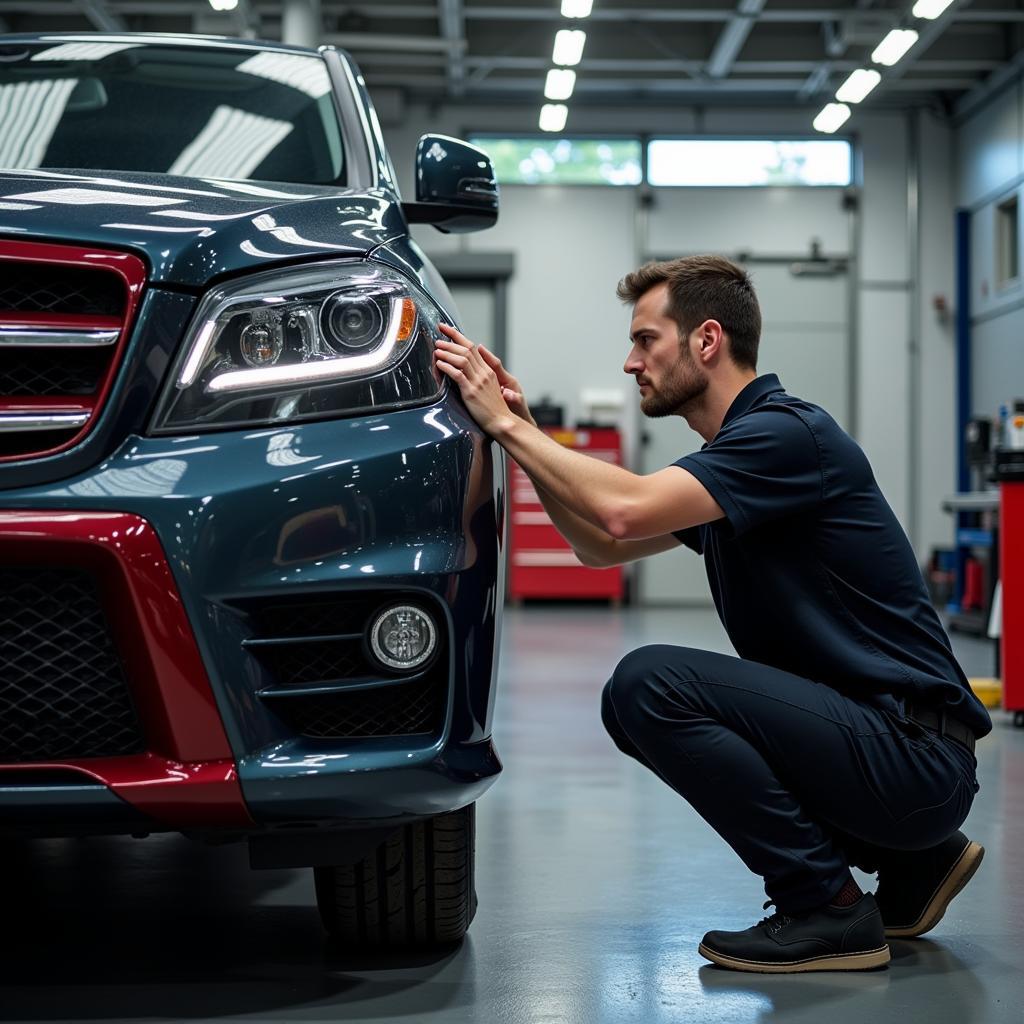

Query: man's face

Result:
[623,282,708,418]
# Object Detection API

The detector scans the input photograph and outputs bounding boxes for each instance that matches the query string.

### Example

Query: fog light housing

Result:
[369,604,437,671]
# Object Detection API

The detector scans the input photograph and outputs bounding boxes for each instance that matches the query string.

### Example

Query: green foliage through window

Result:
[469,137,642,186]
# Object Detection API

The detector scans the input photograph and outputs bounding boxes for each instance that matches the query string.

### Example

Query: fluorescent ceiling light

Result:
[561,0,594,15]
[872,29,919,66]
[208,0,238,10]
[812,102,851,134]
[539,104,569,132]
[912,0,955,18]
[835,68,881,103]
[544,69,577,101]
[552,29,586,66]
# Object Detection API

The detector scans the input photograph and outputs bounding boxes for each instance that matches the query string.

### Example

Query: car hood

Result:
[0,168,408,288]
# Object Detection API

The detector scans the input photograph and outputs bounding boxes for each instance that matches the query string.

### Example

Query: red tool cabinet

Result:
[508,427,625,604]
[998,450,1024,724]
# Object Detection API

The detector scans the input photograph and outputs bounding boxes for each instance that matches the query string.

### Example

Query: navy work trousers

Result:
[601,645,980,914]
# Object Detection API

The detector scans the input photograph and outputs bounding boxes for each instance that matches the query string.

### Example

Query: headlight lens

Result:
[150,261,444,433]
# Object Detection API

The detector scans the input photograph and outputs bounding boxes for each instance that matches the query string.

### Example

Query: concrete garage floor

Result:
[1,605,1020,1024]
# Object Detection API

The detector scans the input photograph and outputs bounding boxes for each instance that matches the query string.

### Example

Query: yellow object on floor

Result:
[969,677,1002,709]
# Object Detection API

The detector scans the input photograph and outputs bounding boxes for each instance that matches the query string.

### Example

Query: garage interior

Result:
[1,1,1023,1022]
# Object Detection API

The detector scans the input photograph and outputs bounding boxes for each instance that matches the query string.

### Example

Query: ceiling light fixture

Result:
[835,68,881,103]
[552,29,586,66]
[561,0,594,16]
[912,0,955,18]
[812,102,851,134]
[544,68,577,101]
[208,0,239,10]
[871,29,919,66]
[539,103,569,132]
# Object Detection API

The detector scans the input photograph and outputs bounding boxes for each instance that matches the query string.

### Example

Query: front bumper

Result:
[0,399,506,834]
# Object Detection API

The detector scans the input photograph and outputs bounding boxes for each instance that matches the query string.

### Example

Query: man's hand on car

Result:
[435,323,531,434]
[477,344,537,428]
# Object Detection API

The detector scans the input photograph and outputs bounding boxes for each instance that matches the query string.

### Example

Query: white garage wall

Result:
[380,101,958,599]
[956,77,1024,431]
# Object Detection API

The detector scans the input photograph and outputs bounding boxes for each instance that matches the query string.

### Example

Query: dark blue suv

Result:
[0,32,505,948]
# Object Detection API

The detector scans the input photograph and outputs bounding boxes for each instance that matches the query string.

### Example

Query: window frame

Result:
[466,131,859,190]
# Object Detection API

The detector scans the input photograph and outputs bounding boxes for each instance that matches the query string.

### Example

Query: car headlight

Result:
[150,261,444,433]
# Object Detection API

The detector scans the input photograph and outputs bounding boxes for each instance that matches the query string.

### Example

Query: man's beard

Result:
[640,352,708,418]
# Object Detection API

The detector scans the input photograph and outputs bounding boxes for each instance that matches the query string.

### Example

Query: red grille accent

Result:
[0,240,147,462]
[0,511,252,828]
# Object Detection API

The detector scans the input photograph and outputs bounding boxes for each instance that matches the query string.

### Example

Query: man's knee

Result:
[604,644,700,735]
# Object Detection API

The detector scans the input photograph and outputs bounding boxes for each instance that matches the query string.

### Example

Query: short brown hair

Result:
[616,255,761,370]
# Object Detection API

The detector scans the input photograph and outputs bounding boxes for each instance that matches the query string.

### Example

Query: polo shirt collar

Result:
[722,373,785,428]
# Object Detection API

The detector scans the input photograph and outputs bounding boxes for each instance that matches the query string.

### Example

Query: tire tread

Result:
[314,804,476,949]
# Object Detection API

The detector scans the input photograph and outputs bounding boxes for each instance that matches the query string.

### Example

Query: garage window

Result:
[647,139,852,187]
[996,193,1020,288]
[468,136,642,185]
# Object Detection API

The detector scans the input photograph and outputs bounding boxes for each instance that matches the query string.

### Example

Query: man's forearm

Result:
[526,472,684,568]
[493,415,636,535]
[528,475,616,565]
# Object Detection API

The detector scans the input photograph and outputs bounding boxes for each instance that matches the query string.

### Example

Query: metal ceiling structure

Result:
[1,0,1021,112]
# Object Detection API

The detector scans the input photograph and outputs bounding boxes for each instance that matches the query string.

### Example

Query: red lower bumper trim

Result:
[0,511,253,828]
[0,756,251,828]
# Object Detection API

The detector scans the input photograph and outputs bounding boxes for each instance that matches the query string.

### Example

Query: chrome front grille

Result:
[0,241,146,461]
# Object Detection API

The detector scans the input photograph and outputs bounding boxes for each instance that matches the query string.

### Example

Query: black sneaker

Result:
[875,831,984,938]
[698,893,890,974]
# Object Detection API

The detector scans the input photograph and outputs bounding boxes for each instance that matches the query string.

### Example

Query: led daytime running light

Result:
[206,296,406,393]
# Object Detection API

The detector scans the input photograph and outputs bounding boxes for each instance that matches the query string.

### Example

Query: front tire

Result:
[314,804,476,949]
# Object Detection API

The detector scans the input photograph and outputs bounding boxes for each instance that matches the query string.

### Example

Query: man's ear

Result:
[698,319,724,359]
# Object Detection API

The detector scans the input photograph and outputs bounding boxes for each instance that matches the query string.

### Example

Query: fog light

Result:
[370,604,437,671]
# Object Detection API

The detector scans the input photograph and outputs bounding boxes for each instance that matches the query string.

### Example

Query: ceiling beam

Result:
[232,0,260,39]
[79,0,126,31]
[798,64,832,99]
[325,32,465,54]
[707,0,765,79]
[438,0,466,97]
[954,47,1024,121]
[405,55,1002,75]
[8,2,1024,25]
[365,73,978,95]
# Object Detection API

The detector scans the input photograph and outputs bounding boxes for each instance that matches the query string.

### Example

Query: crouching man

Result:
[433,255,988,973]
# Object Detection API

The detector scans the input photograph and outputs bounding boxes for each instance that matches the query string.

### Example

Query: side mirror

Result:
[402,134,499,234]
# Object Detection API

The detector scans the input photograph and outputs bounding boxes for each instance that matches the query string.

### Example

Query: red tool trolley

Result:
[508,427,625,604]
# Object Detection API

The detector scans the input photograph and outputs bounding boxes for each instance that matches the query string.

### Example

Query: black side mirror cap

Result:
[402,134,499,234]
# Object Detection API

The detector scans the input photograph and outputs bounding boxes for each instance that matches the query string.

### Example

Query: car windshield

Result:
[0,41,346,186]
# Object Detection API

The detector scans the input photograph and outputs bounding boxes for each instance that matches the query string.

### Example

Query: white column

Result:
[281,0,322,49]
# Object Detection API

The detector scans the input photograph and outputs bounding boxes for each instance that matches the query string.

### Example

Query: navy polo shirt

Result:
[672,373,991,738]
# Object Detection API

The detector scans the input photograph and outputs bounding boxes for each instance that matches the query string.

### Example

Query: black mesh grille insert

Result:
[245,595,378,640]
[0,264,124,316]
[0,568,145,762]
[0,348,108,396]
[259,641,364,688]
[233,592,448,740]
[277,677,446,739]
